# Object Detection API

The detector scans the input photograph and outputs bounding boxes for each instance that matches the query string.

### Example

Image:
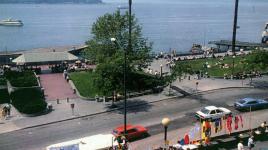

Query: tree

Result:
[166,62,193,95]
[92,52,126,96]
[84,10,152,68]
[83,10,153,95]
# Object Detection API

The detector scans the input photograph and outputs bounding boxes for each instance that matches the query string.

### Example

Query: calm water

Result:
[0,0,267,53]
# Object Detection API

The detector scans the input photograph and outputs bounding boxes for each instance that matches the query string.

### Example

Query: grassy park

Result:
[70,71,165,98]
[69,71,97,98]
[180,53,268,77]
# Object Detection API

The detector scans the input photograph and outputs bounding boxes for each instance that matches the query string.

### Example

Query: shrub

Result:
[0,77,6,86]
[10,88,47,114]
[5,70,38,87]
[128,71,165,92]
[0,89,10,104]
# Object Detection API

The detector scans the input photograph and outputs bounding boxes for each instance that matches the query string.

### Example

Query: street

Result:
[0,88,268,150]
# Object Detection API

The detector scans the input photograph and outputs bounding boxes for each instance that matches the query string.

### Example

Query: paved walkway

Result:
[39,73,78,100]
[173,75,268,94]
[130,109,268,149]
[0,93,173,134]
[0,73,267,136]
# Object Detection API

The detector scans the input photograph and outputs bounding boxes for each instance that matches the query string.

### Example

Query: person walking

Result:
[237,140,244,150]
[248,136,255,150]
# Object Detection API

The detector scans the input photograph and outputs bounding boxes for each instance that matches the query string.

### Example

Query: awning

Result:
[46,134,118,150]
[12,52,78,64]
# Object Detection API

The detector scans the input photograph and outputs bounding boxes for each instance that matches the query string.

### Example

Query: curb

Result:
[195,86,254,94]
[5,95,179,133]
[1,87,255,134]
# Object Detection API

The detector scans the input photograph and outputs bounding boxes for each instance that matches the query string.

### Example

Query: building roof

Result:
[12,51,78,64]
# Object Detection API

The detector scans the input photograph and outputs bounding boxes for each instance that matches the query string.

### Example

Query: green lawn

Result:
[181,55,267,77]
[0,89,10,104]
[69,71,97,98]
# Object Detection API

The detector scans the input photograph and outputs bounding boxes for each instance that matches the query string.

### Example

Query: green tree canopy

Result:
[83,10,154,95]
[84,10,152,69]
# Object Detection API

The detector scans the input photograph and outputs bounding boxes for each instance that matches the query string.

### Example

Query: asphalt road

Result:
[0,88,267,150]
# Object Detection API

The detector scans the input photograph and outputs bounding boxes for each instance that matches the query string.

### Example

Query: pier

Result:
[208,40,268,51]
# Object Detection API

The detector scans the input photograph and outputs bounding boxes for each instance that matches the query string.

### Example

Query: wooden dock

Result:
[208,40,268,51]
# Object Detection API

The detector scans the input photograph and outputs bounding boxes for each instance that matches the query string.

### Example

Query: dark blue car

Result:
[234,97,268,111]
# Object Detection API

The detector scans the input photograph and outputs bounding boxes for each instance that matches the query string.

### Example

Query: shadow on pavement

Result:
[105,99,153,114]
[251,80,268,89]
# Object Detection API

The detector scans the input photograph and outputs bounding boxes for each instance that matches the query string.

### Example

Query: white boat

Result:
[0,18,23,26]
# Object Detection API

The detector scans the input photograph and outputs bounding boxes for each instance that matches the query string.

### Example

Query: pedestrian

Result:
[237,140,244,150]
[259,121,267,134]
[248,136,255,150]
[1,108,5,119]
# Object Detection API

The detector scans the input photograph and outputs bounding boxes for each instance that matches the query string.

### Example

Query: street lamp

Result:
[161,117,171,147]
[111,37,127,135]
[232,55,236,79]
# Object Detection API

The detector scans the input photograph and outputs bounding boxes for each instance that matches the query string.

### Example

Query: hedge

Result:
[10,88,47,114]
[0,77,6,86]
[0,89,10,104]
[4,70,38,87]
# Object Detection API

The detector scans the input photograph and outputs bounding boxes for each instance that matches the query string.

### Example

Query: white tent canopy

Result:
[46,134,118,150]
[12,52,78,64]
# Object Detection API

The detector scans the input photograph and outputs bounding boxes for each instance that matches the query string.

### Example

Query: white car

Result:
[195,106,232,120]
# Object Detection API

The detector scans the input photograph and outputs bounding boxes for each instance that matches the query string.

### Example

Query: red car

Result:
[112,124,149,141]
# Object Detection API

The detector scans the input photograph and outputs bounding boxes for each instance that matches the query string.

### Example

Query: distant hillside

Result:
[0,0,102,4]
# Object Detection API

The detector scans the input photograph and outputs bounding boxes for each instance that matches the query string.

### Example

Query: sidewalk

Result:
[0,74,267,135]
[130,109,268,149]
[172,75,268,94]
[0,92,174,134]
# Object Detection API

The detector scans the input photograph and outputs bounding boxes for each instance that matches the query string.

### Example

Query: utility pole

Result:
[232,0,239,56]
[231,0,239,78]
[123,0,132,136]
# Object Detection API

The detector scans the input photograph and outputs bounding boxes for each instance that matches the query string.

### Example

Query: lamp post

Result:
[160,64,163,78]
[162,117,171,147]
[111,37,127,135]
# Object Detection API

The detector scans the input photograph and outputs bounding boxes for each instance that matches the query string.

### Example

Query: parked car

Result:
[112,124,148,141]
[195,106,232,120]
[234,97,268,111]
